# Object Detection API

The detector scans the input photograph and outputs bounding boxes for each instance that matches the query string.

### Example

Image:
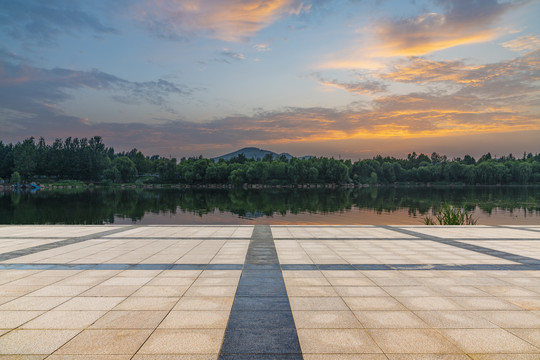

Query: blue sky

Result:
[1,0,539,159]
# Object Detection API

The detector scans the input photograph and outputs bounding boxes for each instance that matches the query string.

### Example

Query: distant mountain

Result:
[214,147,312,161]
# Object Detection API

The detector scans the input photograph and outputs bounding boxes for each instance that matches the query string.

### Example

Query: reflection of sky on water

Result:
[114,207,540,226]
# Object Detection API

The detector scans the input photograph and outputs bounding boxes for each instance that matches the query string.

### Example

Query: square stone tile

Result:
[0,296,71,311]
[284,277,331,286]
[81,285,140,297]
[147,277,196,286]
[100,277,153,286]
[469,355,540,360]
[56,297,125,311]
[159,270,202,277]
[473,310,540,328]
[355,311,428,328]
[199,270,241,278]
[282,270,325,278]
[395,297,461,310]
[0,329,79,355]
[322,271,367,278]
[502,296,540,310]
[508,329,540,347]
[0,285,43,297]
[90,310,167,329]
[304,355,387,360]
[192,277,239,286]
[133,356,217,360]
[114,297,179,311]
[48,355,132,359]
[0,311,44,329]
[287,286,338,297]
[449,296,522,310]
[290,297,349,311]
[334,286,389,297]
[343,296,406,311]
[293,310,363,329]
[414,311,497,328]
[137,329,225,354]
[131,286,189,297]
[369,329,462,354]
[383,286,441,297]
[326,277,375,286]
[298,329,382,353]
[173,296,235,311]
[183,286,237,297]
[0,297,17,305]
[386,355,471,360]
[28,286,90,297]
[477,286,539,297]
[21,311,106,329]
[56,329,153,355]
[440,329,540,353]
[158,311,230,328]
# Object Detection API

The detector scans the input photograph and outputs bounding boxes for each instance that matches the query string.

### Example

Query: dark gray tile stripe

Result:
[219,225,303,360]
[0,226,139,262]
[382,226,540,265]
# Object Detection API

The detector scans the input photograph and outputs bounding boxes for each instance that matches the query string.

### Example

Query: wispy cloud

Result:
[134,0,309,42]
[317,0,523,71]
[371,0,519,57]
[381,50,540,95]
[313,73,388,94]
[0,55,195,122]
[501,34,540,52]
[221,49,247,61]
[0,0,116,45]
[254,43,272,52]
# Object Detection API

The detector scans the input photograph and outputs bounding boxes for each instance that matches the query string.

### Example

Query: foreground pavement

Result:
[0,224,539,359]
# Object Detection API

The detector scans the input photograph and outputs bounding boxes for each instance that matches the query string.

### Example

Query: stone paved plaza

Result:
[0,224,539,359]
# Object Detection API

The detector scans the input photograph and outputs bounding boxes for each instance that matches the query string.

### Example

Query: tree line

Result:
[1,136,539,185]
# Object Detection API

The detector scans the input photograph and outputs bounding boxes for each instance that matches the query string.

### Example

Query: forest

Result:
[1,136,540,185]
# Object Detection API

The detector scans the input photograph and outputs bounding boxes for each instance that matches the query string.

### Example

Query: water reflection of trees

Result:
[0,186,538,224]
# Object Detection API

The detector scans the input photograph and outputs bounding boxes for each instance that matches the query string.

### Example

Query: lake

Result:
[1,186,539,225]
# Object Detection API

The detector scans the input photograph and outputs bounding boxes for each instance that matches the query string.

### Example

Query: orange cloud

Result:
[136,0,309,42]
[317,1,521,70]
[502,34,540,52]
[372,16,499,57]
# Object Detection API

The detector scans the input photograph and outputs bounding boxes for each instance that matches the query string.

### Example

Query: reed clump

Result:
[423,204,478,225]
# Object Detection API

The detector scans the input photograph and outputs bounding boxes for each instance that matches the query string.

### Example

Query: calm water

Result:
[1,186,539,225]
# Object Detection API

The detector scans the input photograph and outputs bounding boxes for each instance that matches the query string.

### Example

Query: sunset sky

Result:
[1,0,539,159]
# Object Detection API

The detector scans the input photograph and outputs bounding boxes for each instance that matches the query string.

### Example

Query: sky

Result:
[1,0,539,160]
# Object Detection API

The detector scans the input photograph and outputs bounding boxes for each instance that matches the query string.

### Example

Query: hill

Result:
[213,147,295,161]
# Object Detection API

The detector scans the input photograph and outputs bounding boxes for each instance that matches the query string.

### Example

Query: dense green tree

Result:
[113,156,138,183]
[10,171,21,184]
[13,138,37,180]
